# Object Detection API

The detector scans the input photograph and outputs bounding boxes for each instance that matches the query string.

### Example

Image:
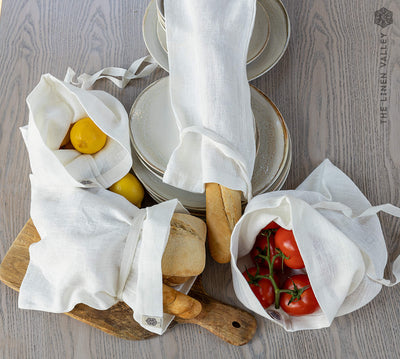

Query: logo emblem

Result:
[145,317,158,326]
[267,310,282,321]
[142,315,162,328]
[375,7,393,28]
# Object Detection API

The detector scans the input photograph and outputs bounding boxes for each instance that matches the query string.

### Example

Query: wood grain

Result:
[0,0,400,358]
[0,219,256,346]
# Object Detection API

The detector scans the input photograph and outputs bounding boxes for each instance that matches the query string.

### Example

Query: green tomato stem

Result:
[262,230,282,309]
[257,229,307,310]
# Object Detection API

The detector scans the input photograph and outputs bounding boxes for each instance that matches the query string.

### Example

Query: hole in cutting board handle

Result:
[232,321,241,328]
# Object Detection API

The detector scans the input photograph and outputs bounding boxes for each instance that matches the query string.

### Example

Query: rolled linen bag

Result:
[163,0,257,264]
[19,176,195,335]
[163,0,257,199]
[22,73,132,188]
[231,159,400,331]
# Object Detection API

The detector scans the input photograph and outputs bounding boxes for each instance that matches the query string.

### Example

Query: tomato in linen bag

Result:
[245,223,318,316]
[231,160,400,331]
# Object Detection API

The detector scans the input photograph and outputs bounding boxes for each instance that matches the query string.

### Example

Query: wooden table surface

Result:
[1,0,399,358]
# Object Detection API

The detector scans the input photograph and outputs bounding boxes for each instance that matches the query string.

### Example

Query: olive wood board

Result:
[0,219,257,346]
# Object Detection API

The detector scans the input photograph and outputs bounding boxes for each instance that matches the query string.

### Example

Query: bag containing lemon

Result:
[22,73,132,188]
[19,73,208,335]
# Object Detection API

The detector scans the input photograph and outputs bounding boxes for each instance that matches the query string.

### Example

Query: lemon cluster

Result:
[60,117,145,208]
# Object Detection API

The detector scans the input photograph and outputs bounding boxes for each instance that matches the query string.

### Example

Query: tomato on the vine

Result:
[242,266,277,308]
[250,232,283,270]
[280,274,319,316]
[274,228,304,269]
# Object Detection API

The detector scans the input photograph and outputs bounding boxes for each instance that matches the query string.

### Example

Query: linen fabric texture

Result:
[230,159,400,331]
[18,74,194,334]
[163,0,257,200]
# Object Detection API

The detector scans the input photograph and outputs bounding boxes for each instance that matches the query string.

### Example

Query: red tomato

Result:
[274,228,305,269]
[280,274,319,316]
[250,233,283,270]
[262,221,280,230]
[242,267,276,308]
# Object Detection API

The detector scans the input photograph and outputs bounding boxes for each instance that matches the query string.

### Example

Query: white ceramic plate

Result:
[155,1,270,65]
[143,0,290,81]
[129,77,291,211]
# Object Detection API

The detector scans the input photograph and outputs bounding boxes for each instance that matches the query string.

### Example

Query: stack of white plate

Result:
[144,0,290,81]
[155,0,166,31]
[129,77,292,215]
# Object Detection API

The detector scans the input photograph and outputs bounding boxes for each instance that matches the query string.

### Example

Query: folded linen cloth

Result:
[231,159,400,331]
[163,0,257,199]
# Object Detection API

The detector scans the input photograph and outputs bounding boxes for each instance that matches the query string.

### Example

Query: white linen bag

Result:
[163,0,257,199]
[231,159,400,331]
[18,75,195,334]
[24,73,132,188]
[18,177,192,335]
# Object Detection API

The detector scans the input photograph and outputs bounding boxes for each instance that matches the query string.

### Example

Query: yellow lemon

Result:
[70,117,107,154]
[109,173,145,208]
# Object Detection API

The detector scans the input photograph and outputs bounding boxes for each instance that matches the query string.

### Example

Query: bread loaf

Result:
[160,213,205,318]
[162,284,202,319]
[162,275,191,287]
[205,183,242,264]
[162,213,207,283]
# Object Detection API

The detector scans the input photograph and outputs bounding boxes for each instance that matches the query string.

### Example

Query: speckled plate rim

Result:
[250,85,291,192]
[249,0,291,80]
[248,0,271,64]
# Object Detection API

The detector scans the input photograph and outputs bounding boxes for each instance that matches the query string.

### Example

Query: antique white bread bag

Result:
[231,159,400,331]
[163,0,257,199]
[18,74,195,334]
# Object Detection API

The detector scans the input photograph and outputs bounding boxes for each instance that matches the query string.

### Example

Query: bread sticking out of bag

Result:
[163,275,191,287]
[162,284,202,319]
[205,183,242,264]
[161,213,205,319]
[162,213,207,285]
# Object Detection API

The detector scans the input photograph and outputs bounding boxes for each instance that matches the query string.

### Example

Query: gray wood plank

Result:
[0,0,399,358]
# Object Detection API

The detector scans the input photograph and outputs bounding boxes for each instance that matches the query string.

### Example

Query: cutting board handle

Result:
[178,279,257,346]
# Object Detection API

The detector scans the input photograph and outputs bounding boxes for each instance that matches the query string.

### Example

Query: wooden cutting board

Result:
[0,219,257,346]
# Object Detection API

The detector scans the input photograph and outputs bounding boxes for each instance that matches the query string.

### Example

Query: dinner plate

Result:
[129,77,291,212]
[155,0,271,65]
[143,0,290,81]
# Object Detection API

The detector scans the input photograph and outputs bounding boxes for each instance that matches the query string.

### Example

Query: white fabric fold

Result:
[25,74,132,188]
[18,175,188,335]
[231,159,400,331]
[163,0,257,199]
[132,200,182,332]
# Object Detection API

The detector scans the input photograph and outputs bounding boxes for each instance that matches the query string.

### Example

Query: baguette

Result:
[205,183,242,263]
[162,284,202,319]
